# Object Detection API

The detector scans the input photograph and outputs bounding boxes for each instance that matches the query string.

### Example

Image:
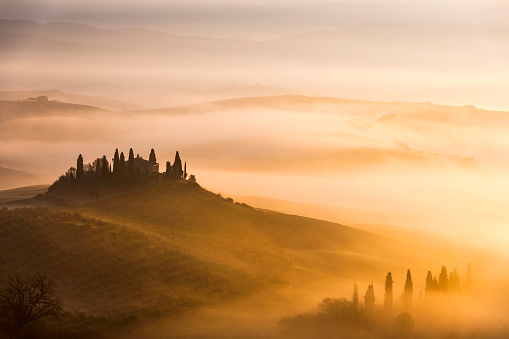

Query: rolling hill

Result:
[133,94,509,126]
[0,90,142,111]
[0,184,48,203]
[0,167,43,190]
[0,179,500,337]
[0,99,113,121]
[3,20,509,110]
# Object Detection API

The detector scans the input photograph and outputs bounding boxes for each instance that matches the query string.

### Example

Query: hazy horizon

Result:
[2,2,509,338]
[3,0,509,40]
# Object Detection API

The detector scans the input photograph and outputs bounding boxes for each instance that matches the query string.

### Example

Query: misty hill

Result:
[3,20,509,72]
[0,99,113,121]
[268,23,509,68]
[0,167,43,190]
[0,81,300,109]
[139,84,300,108]
[0,180,459,317]
[0,185,48,203]
[0,176,497,338]
[0,90,142,111]
[3,20,509,110]
[135,94,509,128]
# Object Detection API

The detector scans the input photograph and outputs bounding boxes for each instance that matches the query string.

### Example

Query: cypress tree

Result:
[439,266,448,293]
[173,151,183,179]
[432,277,439,290]
[364,283,375,313]
[149,148,156,163]
[119,152,126,176]
[384,272,393,311]
[94,158,101,174]
[76,154,84,180]
[101,155,109,182]
[113,149,120,176]
[165,161,172,180]
[184,161,187,179]
[128,148,135,177]
[404,269,413,309]
[425,271,434,293]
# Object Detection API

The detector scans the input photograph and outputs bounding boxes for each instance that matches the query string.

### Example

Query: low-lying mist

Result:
[2,98,509,254]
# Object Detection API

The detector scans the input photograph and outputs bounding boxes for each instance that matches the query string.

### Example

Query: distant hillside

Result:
[131,94,371,115]
[0,179,495,337]
[132,94,509,131]
[0,167,43,190]
[0,90,142,111]
[0,99,114,121]
[3,20,509,109]
[77,180,479,285]
[138,84,300,108]
[0,184,48,203]
[0,181,409,304]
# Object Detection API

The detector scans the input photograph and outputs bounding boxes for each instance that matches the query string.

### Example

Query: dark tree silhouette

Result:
[172,151,183,179]
[165,161,172,180]
[188,174,196,183]
[101,156,109,182]
[352,281,359,308]
[149,148,156,163]
[128,148,135,177]
[76,154,84,180]
[425,271,436,294]
[184,161,187,179]
[432,277,439,290]
[0,274,63,339]
[384,272,393,311]
[113,149,120,176]
[119,152,126,176]
[364,283,375,313]
[439,266,448,293]
[66,167,76,181]
[466,262,472,292]
[93,158,101,174]
[404,269,413,309]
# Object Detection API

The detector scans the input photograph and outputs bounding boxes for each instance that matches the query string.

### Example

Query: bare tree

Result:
[0,273,63,339]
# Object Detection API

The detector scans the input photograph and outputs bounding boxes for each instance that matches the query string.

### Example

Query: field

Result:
[0,180,503,338]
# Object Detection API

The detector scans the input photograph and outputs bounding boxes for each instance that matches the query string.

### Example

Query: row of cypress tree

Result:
[381,263,473,312]
[48,148,190,198]
[76,148,187,182]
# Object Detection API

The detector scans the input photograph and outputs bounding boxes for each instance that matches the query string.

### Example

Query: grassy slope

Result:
[0,180,493,329]
[79,181,414,270]
[79,180,478,295]
[0,181,396,315]
[0,206,283,318]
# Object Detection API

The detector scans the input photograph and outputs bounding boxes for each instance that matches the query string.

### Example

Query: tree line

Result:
[379,263,473,312]
[280,263,474,338]
[48,148,195,199]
